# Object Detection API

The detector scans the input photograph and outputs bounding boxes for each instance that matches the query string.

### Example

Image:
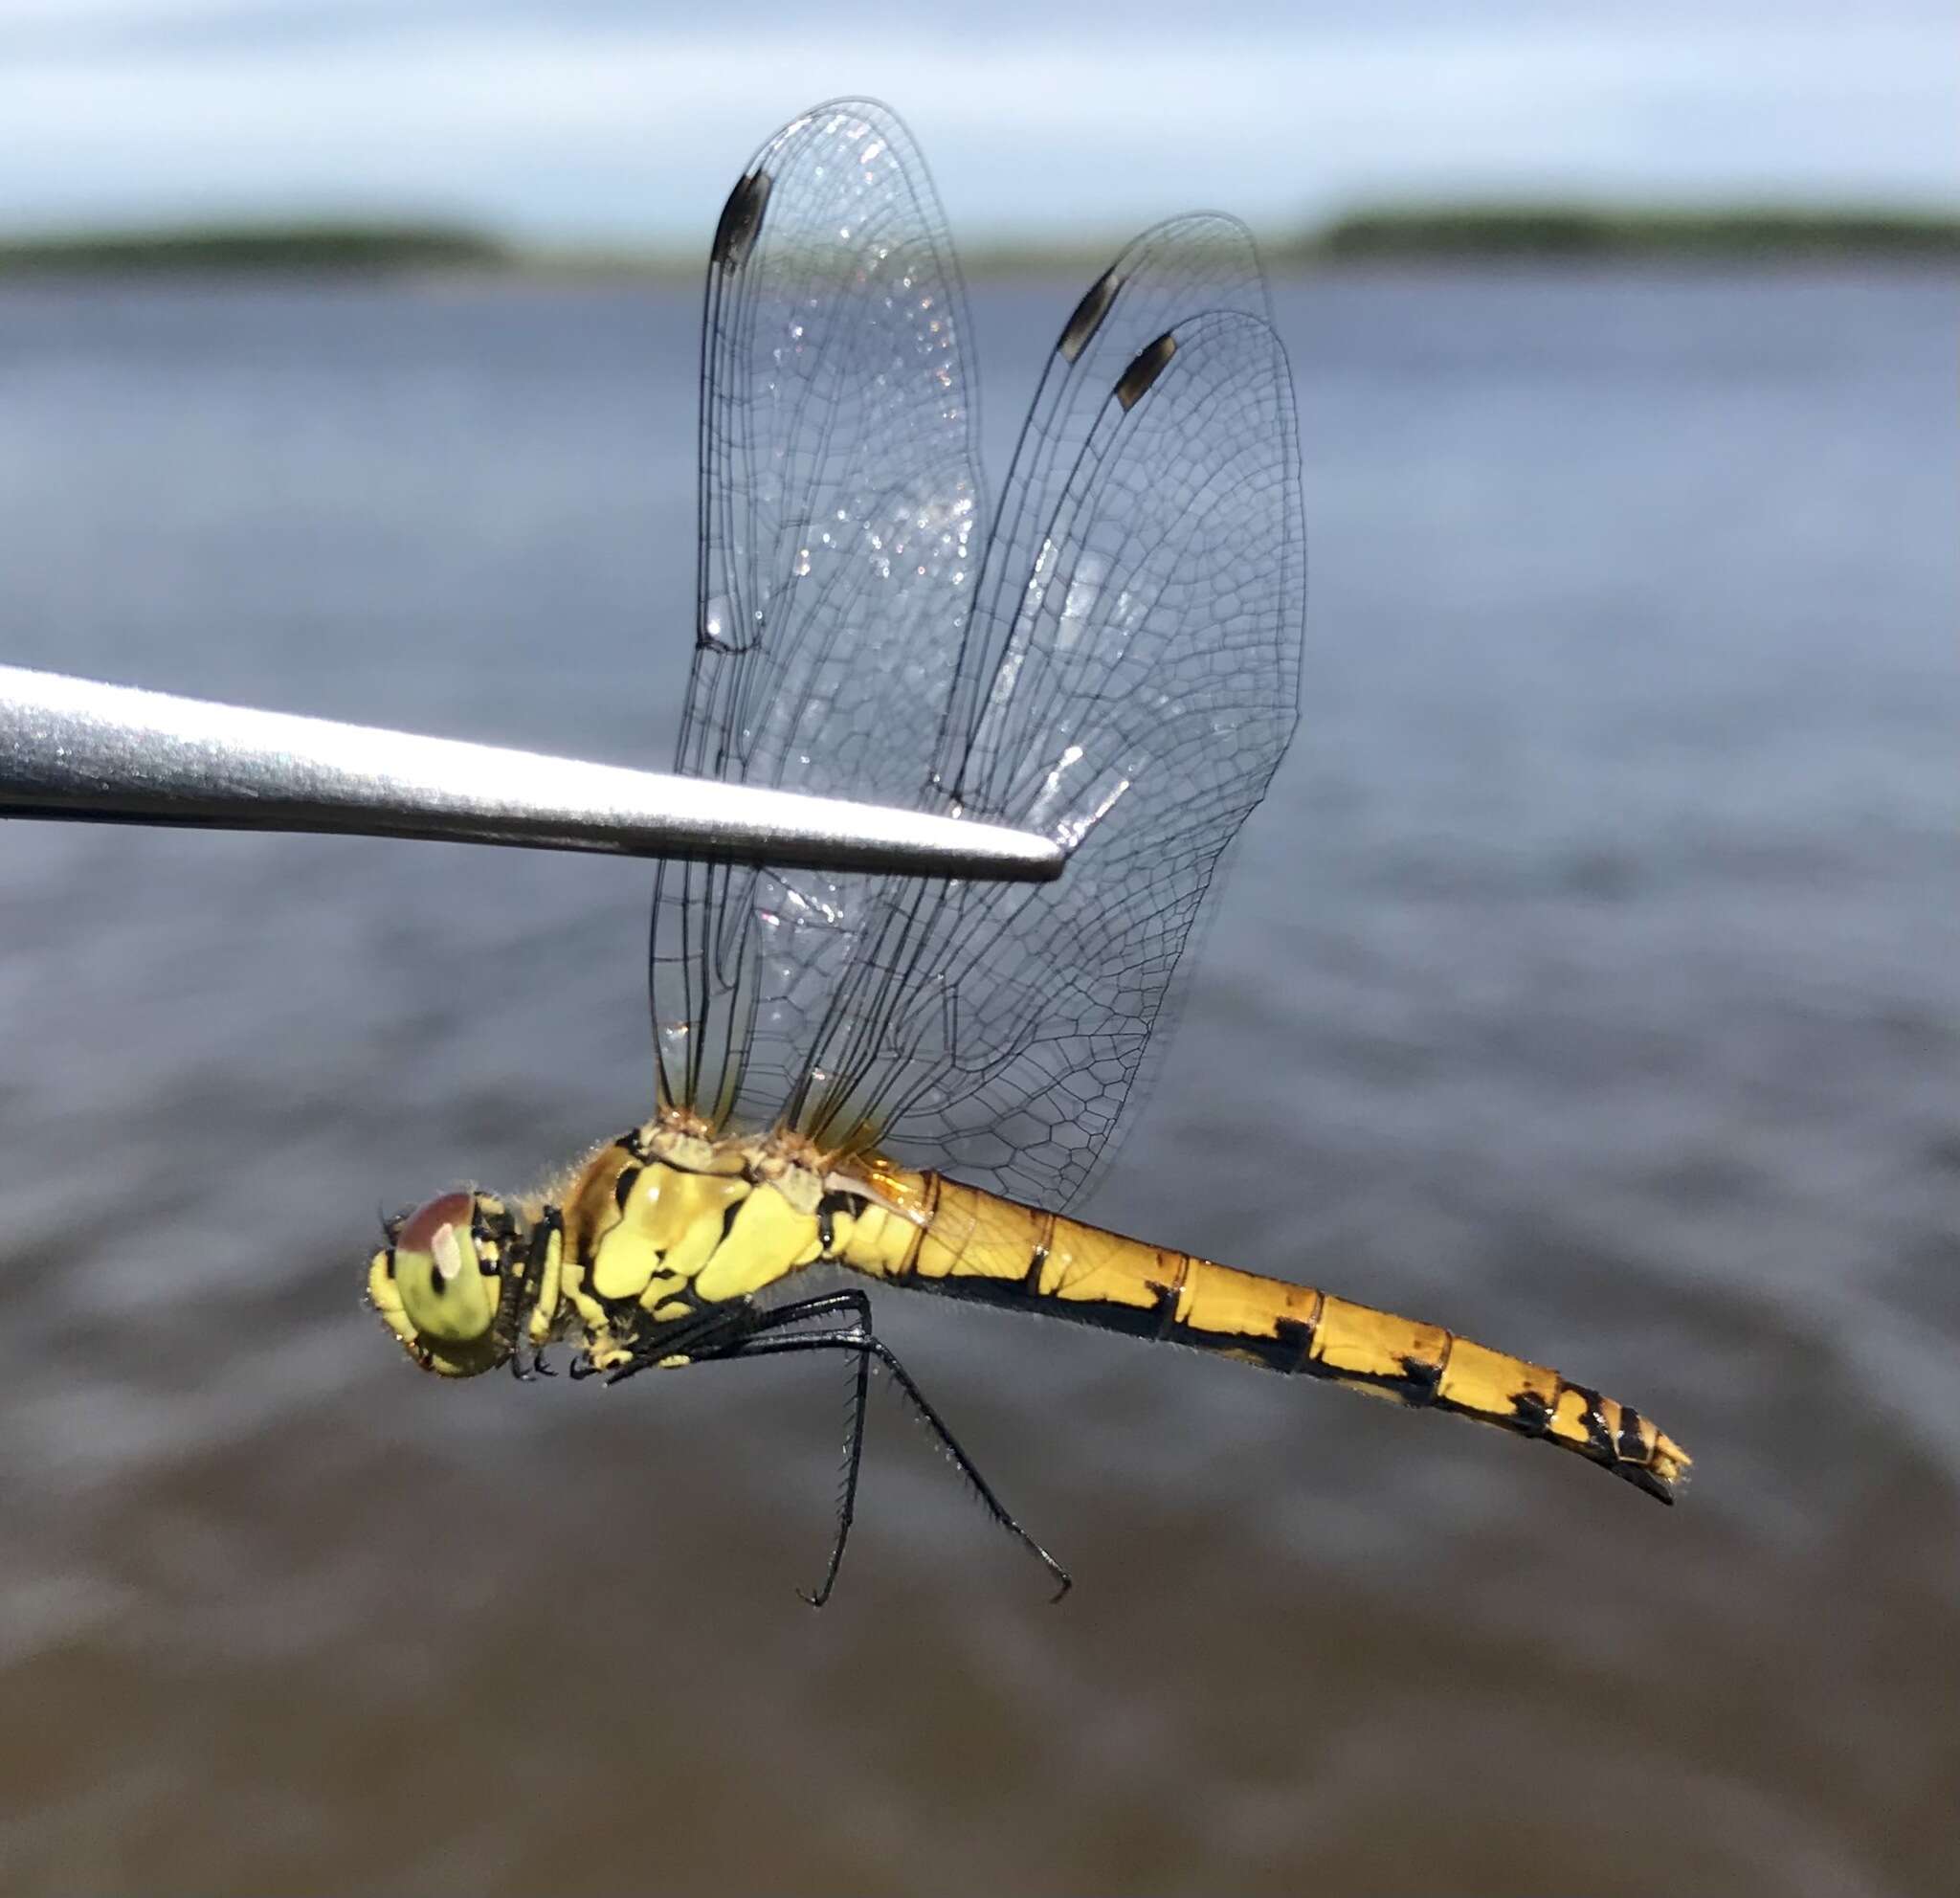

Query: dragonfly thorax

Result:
[553,1126,840,1373]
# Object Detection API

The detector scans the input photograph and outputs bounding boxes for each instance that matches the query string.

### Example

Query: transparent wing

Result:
[654,103,1303,1212]
[943,212,1273,763]
[880,308,1303,1204]
[652,100,984,1122]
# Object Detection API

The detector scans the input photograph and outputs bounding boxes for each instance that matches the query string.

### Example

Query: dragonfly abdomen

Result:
[840,1170,1690,1504]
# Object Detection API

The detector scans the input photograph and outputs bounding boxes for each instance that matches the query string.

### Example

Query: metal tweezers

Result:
[0,664,1062,882]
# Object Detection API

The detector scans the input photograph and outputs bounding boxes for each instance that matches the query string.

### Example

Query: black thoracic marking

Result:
[718,1198,744,1243]
[1509,1388,1553,1438]
[612,1165,641,1215]
[1114,330,1177,410]
[1274,1312,1317,1374]
[1615,1405,1646,1462]
[614,1128,649,1161]
[816,1192,852,1256]
[645,1281,708,1325]
[1021,1241,1049,1290]
[1058,265,1121,363]
[1146,1279,1180,1341]
[710,168,771,269]
[379,1247,396,1279]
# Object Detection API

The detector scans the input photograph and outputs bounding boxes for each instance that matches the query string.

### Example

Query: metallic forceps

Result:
[0,665,1063,882]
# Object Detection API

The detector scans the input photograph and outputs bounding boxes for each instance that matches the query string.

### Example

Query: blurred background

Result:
[2,4,1956,1893]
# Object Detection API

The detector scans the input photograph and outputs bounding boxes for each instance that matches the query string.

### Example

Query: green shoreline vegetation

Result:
[1309,204,1960,260]
[2,205,1956,279]
[0,221,510,275]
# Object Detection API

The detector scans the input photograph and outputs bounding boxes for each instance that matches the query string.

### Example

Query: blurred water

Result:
[0,266,1955,1896]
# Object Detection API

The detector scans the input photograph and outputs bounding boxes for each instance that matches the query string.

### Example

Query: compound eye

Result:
[393,1192,499,1346]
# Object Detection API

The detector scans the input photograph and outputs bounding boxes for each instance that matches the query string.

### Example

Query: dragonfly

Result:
[368,100,1689,1602]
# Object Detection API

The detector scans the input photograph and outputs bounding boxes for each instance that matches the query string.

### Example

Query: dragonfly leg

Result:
[590,1291,868,1389]
[495,1216,562,1379]
[812,1341,872,1609]
[703,1291,1073,1605]
[595,1304,761,1384]
[679,1291,872,1605]
[508,1347,553,1382]
[772,1306,870,1609]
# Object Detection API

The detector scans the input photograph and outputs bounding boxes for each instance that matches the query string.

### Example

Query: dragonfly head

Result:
[368,1190,528,1377]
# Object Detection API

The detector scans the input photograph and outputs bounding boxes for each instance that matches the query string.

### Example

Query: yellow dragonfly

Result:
[368,100,1688,1602]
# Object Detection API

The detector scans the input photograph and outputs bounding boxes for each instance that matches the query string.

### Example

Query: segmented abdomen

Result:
[840,1169,1690,1502]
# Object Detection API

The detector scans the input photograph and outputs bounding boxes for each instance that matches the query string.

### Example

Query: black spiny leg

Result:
[498,1213,562,1380]
[693,1289,1073,1606]
[587,1302,768,1383]
[745,1291,872,1607]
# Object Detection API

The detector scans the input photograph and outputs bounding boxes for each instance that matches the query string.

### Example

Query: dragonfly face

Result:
[364,99,1686,1602]
[369,1190,545,1378]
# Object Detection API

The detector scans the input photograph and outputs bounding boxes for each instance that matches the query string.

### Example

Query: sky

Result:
[4,1,1955,243]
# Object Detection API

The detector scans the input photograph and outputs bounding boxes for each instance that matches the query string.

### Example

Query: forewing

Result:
[652,100,984,1122]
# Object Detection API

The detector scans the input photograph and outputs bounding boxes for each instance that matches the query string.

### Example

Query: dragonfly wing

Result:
[944,212,1273,761]
[654,104,1303,1198]
[653,100,985,1123]
[763,224,1301,1168]
[878,307,1305,1206]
